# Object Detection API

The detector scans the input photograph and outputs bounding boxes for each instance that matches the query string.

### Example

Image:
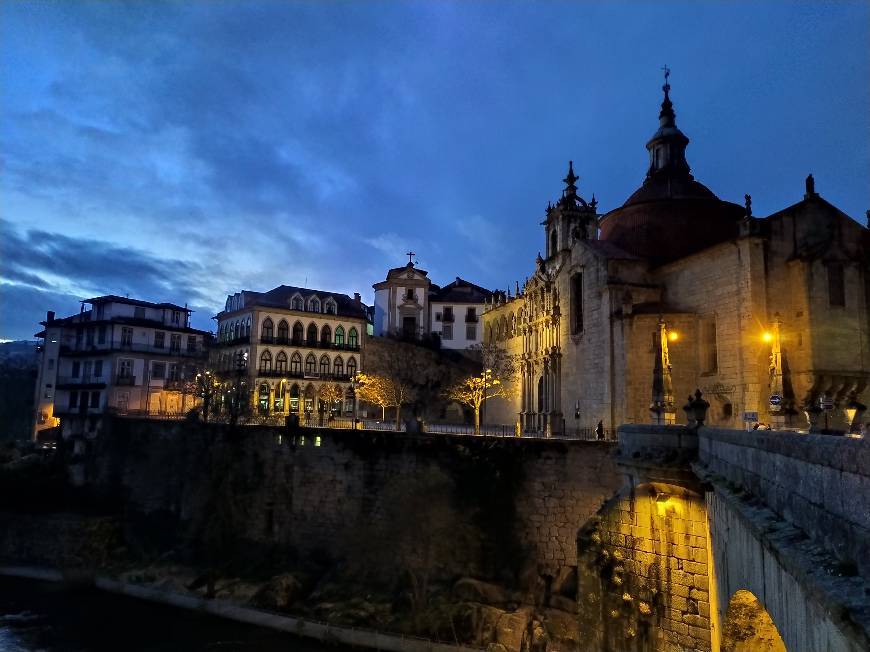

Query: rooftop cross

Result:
[662,64,671,96]
[406,251,416,265]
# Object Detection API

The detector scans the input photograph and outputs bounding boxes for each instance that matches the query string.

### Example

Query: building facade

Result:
[484,79,870,435]
[373,266,492,350]
[214,285,368,419]
[33,296,210,439]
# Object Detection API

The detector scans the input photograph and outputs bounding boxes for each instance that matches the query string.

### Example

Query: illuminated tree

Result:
[445,370,515,435]
[355,373,393,420]
[318,382,344,415]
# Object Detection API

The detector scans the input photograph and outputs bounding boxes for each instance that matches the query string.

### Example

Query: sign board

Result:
[820,396,834,410]
[769,394,782,406]
[743,411,759,422]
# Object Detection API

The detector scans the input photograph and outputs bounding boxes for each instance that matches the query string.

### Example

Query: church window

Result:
[305,353,317,375]
[290,353,302,375]
[292,321,304,344]
[319,355,330,376]
[261,318,274,341]
[335,326,345,346]
[702,318,718,374]
[348,327,358,348]
[828,263,845,307]
[550,229,558,256]
[277,320,289,342]
[276,351,287,373]
[571,273,584,334]
[260,350,272,373]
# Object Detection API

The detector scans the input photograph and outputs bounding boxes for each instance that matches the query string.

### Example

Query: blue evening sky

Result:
[1,1,868,340]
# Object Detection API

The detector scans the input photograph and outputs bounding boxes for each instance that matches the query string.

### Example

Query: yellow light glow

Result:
[762,332,774,343]
[667,331,679,342]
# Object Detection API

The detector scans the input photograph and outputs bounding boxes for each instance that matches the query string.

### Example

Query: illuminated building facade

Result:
[373,264,492,350]
[33,296,209,439]
[214,285,368,418]
[484,78,870,435]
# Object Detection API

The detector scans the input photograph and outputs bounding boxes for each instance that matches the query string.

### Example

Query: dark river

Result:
[0,575,353,651]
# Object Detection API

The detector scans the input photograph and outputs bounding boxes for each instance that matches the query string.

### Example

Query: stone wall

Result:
[85,418,622,588]
[697,427,870,578]
[577,483,713,652]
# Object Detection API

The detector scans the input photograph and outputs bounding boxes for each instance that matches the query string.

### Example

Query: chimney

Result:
[353,293,361,304]
[47,310,55,322]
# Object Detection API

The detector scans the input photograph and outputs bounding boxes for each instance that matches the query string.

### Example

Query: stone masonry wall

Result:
[86,418,622,587]
[577,484,712,652]
[698,427,870,579]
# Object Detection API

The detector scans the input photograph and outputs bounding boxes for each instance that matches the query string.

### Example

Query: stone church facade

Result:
[483,80,870,435]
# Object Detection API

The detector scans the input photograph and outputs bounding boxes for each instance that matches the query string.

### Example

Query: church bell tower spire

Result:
[646,66,692,181]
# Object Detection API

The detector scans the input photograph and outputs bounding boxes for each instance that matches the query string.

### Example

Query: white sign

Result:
[743,411,759,422]
[820,396,834,410]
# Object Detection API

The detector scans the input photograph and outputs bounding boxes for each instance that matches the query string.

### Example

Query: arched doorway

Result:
[722,590,785,652]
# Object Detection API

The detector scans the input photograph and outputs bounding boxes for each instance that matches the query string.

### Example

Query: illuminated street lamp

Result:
[481,368,493,431]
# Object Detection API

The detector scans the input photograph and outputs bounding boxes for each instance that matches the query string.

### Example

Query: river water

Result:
[0,575,352,651]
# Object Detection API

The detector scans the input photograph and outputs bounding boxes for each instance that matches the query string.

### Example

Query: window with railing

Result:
[292,322,304,344]
[277,320,289,342]
[260,350,272,373]
[305,354,316,375]
[348,328,358,348]
[276,351,287,372]
[335,325,345,346]
[121,327,133,346]
[321,324,332,346]
[334,357,343,377]
[319,355,330,376]
[290,353,302,375]
[168,364,179,381]
[152,362,166,380]
[170,334,181,353]
[154,331,165,349]
[306,323,317,346]
[262,318,274,340]
[187,336,197,352]
[347,357,357,377]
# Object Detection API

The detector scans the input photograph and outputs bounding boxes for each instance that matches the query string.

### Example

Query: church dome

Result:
[599,73,743,264]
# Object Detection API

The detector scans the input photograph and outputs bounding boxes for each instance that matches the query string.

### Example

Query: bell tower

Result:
[543,160,599,259]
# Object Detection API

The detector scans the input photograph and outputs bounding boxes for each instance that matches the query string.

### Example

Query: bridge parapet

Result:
[617,423,700,487]
[697,428,870,579]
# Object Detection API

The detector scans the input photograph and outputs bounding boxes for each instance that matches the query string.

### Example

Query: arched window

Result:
[290,352,302,375]
[334,325,345,346]
[348,327,358,348]
[234,321,240,340]
[277,320,289,342]
[306,323,318,346]
[245,317,251,337]
[305,353,316,375]
[276,351,287,372]
[291,295,303,311]
[333,356,344,378]
[319,354,330,376]
[308,296,320,312]
[324,298,337,315]
[259,350,272,373]
[347,357,357,377]
[550,229,558,256]
[261,317,274,340]
[292,321,304,344]
[320,324,332,346]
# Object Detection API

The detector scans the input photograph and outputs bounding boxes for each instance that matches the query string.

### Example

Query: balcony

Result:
[465,314,479,323]
[56,375,107,389]
[60,343,204,358]
[115,375,136,386]
[256,369,352,382]
[442,313,455,323]
[259,339,360,353]
[215,335,251,347]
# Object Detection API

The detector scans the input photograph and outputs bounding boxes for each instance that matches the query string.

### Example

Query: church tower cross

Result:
[406,251,416,265]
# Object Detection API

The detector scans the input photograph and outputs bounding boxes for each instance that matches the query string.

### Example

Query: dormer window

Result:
[291,295,304,311]
[308,296,320,312]
[324,298,337,315]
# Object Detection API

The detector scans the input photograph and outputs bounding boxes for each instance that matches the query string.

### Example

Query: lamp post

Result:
[350,372,361,430]
[574,400,580,437]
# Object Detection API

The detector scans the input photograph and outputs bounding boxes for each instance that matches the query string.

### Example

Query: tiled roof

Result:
[229,284,368,320]
[429,278,493,303]
[81,295,190,312]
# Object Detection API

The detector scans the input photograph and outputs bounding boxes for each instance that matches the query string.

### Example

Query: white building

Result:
[372,263,492,350]
[33,296,210,440]
[214,284,369,418]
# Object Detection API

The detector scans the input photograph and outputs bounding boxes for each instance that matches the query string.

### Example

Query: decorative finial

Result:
[805,174,816,198]
[590,193,598,211]
[658,65,675,125]
[563,160,579,194]
[744,194,752,217]
[546,200,552,214]
[515,280,520,297]
[662,64,671,98]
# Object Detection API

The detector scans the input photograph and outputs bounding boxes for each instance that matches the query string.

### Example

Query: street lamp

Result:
[481,368,493,433]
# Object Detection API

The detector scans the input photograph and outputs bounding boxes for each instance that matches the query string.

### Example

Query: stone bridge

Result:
[577,423,870,652]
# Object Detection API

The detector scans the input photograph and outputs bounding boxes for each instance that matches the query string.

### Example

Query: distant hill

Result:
[0,341,38,440]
